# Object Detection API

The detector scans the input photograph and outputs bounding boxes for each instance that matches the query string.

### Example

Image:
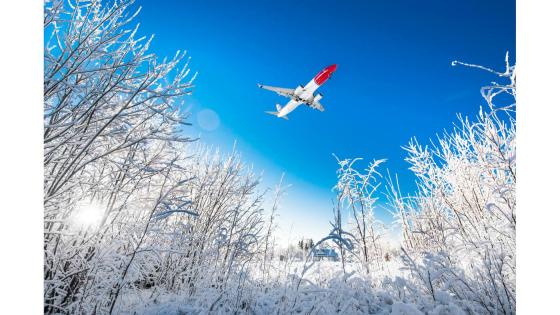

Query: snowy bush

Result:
[390,54,516,314]
[332,156,389,274]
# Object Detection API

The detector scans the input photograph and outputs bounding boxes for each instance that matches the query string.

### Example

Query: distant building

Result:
[311,248,338,261]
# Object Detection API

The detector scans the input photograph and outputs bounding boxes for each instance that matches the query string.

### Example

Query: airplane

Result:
[258,64,337,120]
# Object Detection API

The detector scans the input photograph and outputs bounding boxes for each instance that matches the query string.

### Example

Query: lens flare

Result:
[196,108,220,131]
[72,201,105,229]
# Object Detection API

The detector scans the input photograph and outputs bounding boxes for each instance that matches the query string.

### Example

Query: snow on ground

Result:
[119,259,467,315]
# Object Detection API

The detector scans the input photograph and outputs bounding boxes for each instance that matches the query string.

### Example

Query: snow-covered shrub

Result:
[332,156,389,274]
[390,54,516,314]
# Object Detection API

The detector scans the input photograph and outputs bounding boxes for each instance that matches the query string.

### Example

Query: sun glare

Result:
[72,201,105,229]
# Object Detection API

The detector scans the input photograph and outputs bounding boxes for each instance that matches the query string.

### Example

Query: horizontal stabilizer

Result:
[265,111,289,120]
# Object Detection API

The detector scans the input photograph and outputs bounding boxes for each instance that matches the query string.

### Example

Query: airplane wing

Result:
[310,101,325,112]
[257,84,295,98]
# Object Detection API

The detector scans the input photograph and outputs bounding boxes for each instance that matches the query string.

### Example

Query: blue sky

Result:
[135,0,515,245]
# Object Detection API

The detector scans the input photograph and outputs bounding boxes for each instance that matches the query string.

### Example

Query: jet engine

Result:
[294,85,304,96]
[313,93,323,102]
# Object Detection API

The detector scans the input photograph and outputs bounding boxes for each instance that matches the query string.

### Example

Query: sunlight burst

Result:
[72,201,105,229]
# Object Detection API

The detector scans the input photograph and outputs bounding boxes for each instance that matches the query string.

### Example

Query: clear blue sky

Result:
[135,0,515,244]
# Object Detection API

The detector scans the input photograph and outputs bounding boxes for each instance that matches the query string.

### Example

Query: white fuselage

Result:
[277,80,320,117]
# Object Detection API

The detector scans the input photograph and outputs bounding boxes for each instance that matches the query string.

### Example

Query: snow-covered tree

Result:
[391,54,516,314]
[43,1,271,313]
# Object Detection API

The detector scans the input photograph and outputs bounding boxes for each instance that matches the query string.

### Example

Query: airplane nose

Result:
[314,64,338,85]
